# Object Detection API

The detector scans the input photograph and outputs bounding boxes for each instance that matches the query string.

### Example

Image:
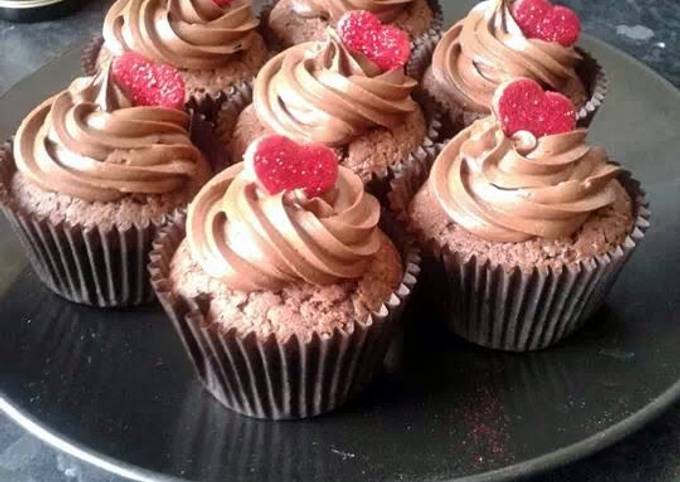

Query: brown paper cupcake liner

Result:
[149,211,421,419]
[196,80,250,146]
[387,139,442,219]
[0,142,178,308]
[186,94,233,173]
[81,35,104,76]
[406,0,443,80]
[208,80,443,205]
[186,81,250,172]
[575,46,609,127]
[258,0,284,53]
[389,168,650,352]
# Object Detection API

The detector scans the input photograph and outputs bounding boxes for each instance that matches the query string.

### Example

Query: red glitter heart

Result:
[247,135,339,197]
[492,78,576,138]
[511,0,581,47]
[111,53,185,110]
[337,10,411,71]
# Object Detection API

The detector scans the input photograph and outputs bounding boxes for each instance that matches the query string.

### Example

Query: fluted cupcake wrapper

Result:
[387,140,440,219]
[149,211,421,419]
[389,166,650,352]
[81,35,105,76]
[205,80,443,206]
[0,143,176,307]
[194,80,250,142]
[187,80,251,176]
[186,95,232,173]
[575,47,609,127]
[407,0,443,80]
[258,0,283,53]
[406,0,443,80]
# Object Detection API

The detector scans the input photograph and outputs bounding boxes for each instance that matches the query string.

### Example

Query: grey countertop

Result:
[1,1,679,481]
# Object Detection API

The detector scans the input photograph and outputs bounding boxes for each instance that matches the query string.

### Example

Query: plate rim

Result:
[0,34,679,482]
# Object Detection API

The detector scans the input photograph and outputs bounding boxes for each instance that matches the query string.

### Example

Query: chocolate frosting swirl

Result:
[429,117,621,242]
[291,0,412,23]
[103,0,260,70]
[187,163,382,291]
[431,0,582,113]
[14,68,208,203]
[253,31,418,146]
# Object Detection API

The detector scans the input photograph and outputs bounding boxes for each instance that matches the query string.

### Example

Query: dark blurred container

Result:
[0,0,82,21]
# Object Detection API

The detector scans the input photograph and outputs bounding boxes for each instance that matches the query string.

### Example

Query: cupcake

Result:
[0,55,211,307]
[85,0,268,101]
[422,0,606,130]
[266,0,440,52]
[392,78,649,351]
[220,11,440,200]
[149,134,420,419]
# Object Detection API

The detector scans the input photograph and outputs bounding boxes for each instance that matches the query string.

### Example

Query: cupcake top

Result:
[428,78,620,242]
[13,57,209,203]
[290,0,413,23]
[431,0,584,114]
[187,135,382,292]
[253,11,417,147]
[102,0,260,70]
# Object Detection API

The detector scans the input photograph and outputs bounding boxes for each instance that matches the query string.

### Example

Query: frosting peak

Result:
[253,31,418,146]
[187,163,382,291]
[14,67,209,203]
[291,0,413,23]
[431,0,583,113]
[429,117,621,242]
[103,0,260,70]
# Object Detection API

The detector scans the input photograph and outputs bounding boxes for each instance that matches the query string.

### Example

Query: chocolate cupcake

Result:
[265,0,441,54]
[150,135,420,419]
[0,60,211,307]
[218,12,440,201]
[85,0,268,102]
[422,0,606,131]
[391,79,649,351]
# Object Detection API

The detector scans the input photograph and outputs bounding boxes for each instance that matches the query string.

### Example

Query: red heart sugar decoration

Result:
[512,0,581,47]
[492,78,576,138]
[111,52,185,110]
[212,0,233,7]
[337,10,411,71]
[247,135,339,197]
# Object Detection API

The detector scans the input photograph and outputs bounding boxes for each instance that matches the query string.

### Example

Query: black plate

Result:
[1,3,680,481]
